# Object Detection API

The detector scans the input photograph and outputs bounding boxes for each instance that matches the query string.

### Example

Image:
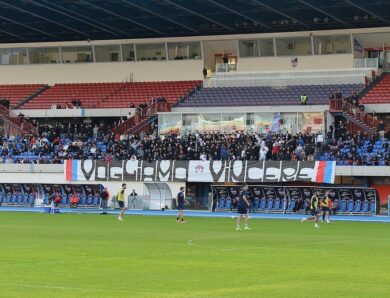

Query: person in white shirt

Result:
[200,152,207,161]
[241,149,246,160]
[259,145,268,161]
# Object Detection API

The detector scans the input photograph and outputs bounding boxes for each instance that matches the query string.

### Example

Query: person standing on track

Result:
[117,183,127,221]
[301,191,323,228]
[236,183,251,231]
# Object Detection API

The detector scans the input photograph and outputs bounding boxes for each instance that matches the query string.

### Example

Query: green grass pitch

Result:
[1,212,390,298]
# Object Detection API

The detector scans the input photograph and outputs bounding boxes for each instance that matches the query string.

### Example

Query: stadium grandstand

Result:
[1,0,390,297]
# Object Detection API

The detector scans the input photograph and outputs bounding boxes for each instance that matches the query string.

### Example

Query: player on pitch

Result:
[321,191,332,224]
[176,187,188,223]
[117,183,127,221]
[301,191,323,228]
[236,183,251,231]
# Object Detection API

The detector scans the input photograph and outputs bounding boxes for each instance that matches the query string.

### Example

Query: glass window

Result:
[167,42,201,60]
[221,113,245,133]
[254,113,275,134]
[198,113,221,133]
[158,114,182,135]
[95,45,121,62]
[0,48,28,65]
[280,113,298,135]
[259,39,274,57]
[61,46,93,63]
[276,37,312,56]
[182,114,199,134]
[239,40,258,57]
[136,43,166,61]
[313,35,351,55]
[122,44,135,61]
[28,47,60,64]
[297,112,323,134]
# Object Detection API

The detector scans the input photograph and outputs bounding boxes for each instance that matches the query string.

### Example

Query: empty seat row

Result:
[20,81,202,109]
[361,74,390,104]
[0,192,35,205]
[181,84,364,107]
[0,84,45,107]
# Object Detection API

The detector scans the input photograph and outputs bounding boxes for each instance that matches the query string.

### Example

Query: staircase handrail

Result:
[112,102,171,135]
[329,98,381,131]
[0,105,38,135]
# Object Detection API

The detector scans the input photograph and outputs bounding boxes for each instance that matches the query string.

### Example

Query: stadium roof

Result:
[0,0,390,43]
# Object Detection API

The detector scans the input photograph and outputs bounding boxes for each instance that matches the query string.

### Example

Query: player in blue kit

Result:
[236,183,251,231]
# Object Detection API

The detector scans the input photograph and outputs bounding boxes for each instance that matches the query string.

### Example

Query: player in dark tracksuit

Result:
[236,183,251,231]
[176,187,187,224]
[321,191,332,224]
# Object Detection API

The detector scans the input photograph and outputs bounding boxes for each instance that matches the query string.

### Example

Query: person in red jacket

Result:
[70,194,78,208]
[54,193,61,207]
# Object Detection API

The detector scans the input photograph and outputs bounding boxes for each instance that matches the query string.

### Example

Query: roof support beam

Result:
[297,0,351,26]
[79,0,163,35]
[0,0,90,37]
[0,15,58,39]
[31,0,123,36]
[122,0,198,33]
[206,0,272,30]
[344,0,390,24]
[164,0,236,32]
[251,0,312,29]
[0,28,25,40]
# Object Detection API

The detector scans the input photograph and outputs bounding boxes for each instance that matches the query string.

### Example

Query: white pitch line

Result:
[187,238,358,251]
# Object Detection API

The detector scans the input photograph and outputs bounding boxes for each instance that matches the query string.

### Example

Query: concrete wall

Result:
[0,60,204,84]
[238,54,354,71]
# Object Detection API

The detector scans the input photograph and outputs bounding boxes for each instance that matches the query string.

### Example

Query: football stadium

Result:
[1,0,390,297]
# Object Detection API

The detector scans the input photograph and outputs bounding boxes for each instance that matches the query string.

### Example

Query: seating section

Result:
[0,84,45,107]
[319,138,390,166]
[42,193,100,208]
[20,81,202,109]
[179,84,364,107]
[99,80,201,108]
[0,184,102,208]
[22,83,124,109]
[361,74,390,104]
[0,192,35,206]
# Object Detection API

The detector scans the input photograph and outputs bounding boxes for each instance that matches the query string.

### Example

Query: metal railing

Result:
[215,63,237,73]
[206,69,371,88]
[112,102,171,135]
[0,105,38,135]
[329,98,380,134]
[353,58,379,68]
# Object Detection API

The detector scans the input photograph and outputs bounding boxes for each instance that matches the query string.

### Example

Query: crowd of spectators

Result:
[0,118,388,165]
